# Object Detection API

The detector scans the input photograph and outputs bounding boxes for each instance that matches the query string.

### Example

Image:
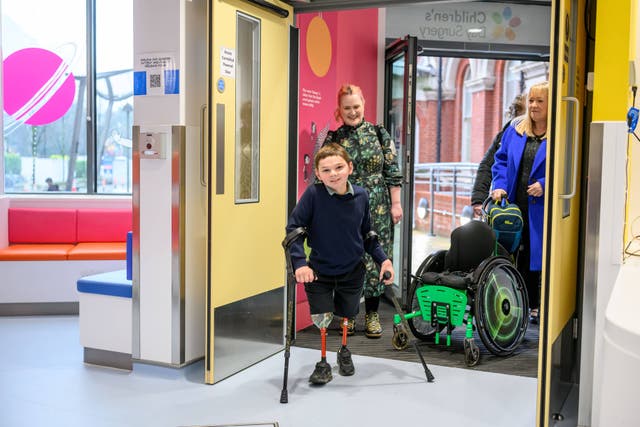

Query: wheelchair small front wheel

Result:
[392,325,410,350]
[464,338,480,367]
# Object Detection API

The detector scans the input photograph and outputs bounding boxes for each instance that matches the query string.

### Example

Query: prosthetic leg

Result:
[308,314,355,384]
[337,317,355,376]
[309,312,333,385]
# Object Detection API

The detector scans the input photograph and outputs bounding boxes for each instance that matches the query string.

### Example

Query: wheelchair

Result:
[391,220,529,367]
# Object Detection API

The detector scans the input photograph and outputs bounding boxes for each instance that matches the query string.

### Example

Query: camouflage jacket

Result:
[323,120,402,192]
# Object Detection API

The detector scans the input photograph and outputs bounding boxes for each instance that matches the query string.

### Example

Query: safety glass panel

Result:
[96,0,134,194]
[388,55,405,293]
[235,13,260,203]
[2,0,87,193]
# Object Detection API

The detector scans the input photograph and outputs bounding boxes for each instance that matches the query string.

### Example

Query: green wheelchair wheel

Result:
[474,257,529,356]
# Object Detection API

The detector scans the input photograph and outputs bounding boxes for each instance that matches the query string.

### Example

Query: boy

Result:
[285,143,394,385]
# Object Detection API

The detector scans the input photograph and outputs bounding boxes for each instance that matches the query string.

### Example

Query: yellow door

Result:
[539,0,587,424]
[206,0,293,384]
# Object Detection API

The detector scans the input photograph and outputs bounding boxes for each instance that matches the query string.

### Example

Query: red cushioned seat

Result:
[0,244,75,261]
[77,209,132,242]
[8,208,77,243]
[67,242,127,260]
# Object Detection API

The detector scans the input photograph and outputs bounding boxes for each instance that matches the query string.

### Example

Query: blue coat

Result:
[491,125,546,271]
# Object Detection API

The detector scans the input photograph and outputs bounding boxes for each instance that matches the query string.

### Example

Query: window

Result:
[503,60,524,125]
[461,67,472,163]
[96,0,134,193]
[2,0,133,194]
[235,13,260,203]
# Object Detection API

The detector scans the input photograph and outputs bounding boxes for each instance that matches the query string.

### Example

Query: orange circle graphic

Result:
[306,16,332,77]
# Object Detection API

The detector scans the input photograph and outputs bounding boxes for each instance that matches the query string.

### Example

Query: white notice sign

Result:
[220,47,236,78]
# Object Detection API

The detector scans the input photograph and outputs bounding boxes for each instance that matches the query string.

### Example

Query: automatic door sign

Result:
[220,47,236,78]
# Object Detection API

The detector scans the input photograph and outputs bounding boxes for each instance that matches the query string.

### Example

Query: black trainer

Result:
[309,360,332,385]
[337,346,355,376]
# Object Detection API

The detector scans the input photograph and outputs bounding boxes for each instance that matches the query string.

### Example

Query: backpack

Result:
[486,198,523,254]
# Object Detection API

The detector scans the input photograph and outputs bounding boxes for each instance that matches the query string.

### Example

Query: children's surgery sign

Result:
[134,52,180,96]
[386,3,550,47]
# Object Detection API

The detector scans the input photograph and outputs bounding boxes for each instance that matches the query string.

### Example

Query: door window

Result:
[235,13,260,203]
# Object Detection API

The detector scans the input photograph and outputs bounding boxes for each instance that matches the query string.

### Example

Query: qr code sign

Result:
[149,73,161,88]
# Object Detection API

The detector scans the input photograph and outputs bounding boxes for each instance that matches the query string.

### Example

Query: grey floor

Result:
[0,315,537,427]
[295,299,539,378]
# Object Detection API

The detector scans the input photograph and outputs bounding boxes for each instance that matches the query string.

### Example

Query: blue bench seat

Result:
[77,270,132,298]
[77,264,133,370]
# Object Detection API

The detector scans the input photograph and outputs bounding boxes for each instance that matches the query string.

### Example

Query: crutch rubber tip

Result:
[426,370,435,382]
[280,390,288,404]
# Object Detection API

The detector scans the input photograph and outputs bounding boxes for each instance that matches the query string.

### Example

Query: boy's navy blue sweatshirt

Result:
[286,182,388,276]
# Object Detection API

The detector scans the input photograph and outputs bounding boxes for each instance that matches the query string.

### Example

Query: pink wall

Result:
[296,9,380,198]
[335,9,379,120]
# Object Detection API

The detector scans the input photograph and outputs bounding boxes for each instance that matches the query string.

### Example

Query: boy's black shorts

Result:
[304,261,365,318]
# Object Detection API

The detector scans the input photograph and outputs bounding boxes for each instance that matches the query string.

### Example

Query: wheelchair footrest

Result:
[416,285,468,325]
[413,285,469,347]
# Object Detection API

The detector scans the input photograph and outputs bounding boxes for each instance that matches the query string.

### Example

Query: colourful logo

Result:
[491,7,521,41]
[3,47,76,134]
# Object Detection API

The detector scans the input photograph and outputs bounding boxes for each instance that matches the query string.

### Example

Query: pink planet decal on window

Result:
[3,47,76,129]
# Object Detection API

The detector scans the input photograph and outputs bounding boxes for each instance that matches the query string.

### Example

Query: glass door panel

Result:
[384,36,417,303]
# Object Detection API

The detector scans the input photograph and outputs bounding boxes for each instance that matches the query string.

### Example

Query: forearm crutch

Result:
[387,282,435,383]
[280,227,307,404]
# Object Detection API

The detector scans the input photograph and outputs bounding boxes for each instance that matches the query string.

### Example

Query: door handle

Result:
[559,96,580,200]
[200,104,208,187]
[215,103,225,195]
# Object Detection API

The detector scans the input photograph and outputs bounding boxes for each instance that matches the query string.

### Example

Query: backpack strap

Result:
[322,130,334,147]
[374,124,384,148]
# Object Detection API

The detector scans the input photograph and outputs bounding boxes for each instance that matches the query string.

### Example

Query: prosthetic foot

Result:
[309,360,332,384]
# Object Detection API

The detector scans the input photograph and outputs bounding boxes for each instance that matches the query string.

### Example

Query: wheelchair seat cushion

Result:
[445,221,496,273]
[420,271,471,290]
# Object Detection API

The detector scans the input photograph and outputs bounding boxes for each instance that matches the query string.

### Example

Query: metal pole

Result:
[429,167,435,236]
[436,57,443,163]
[452,167,457,231]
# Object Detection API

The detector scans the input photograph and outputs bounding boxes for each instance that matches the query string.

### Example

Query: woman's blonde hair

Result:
[515,81,549,136]
[334,84,365,122]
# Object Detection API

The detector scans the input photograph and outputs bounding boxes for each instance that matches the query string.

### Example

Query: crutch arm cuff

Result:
[364,230,379,242]
[282,227,307,249]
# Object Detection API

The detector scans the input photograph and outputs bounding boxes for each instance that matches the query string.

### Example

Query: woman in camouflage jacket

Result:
[323,84,403,338]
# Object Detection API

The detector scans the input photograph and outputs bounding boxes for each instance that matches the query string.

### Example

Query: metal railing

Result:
[413,162,479,235]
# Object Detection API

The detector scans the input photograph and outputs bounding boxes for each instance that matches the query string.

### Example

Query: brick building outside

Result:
[403,57,548,237]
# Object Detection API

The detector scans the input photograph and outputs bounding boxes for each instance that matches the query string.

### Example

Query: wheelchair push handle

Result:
[481,196,492,217]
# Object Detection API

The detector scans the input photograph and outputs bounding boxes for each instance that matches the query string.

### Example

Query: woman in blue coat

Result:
[491,81,548,324]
